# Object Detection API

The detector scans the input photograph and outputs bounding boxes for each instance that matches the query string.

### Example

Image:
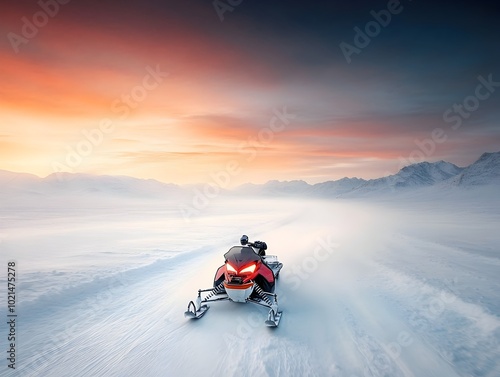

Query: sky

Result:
[1,0,500,186]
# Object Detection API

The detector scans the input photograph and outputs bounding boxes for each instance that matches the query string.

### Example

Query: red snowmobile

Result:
[184,236,283,327]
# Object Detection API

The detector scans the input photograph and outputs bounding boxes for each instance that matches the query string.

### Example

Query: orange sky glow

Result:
[1,1,499,186]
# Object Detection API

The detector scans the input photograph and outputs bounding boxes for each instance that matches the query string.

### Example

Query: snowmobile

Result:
[184,237,283,327]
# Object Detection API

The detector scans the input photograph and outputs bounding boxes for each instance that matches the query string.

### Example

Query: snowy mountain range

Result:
[0,170,183,198]
[1,151,498,199]
[233,152,499,197]
[343,160,464,197]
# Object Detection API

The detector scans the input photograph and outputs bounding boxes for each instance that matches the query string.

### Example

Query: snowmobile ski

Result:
[265,310,282,327]
[184,301,209,319]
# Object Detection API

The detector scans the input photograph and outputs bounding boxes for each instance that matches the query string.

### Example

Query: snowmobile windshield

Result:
[224,246,260,268]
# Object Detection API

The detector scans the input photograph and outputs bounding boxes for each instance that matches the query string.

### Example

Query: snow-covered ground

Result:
[1,189,499,376]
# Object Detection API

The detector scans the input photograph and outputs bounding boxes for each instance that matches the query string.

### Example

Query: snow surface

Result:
[1,182,500,377]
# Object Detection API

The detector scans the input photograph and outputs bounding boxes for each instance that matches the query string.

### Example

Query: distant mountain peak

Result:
[264,179,309,187]
[477,151,500,162]
[450,150,500,186]
[392,160,463,186]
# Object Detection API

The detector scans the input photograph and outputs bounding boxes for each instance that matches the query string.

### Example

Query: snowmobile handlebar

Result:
[249,240,267,251]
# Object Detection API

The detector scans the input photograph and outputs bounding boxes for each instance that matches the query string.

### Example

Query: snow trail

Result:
[2,196,499,376]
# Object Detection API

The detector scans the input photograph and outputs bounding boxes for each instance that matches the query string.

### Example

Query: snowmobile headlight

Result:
[240,264,256,274]
[227,263,237,273]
